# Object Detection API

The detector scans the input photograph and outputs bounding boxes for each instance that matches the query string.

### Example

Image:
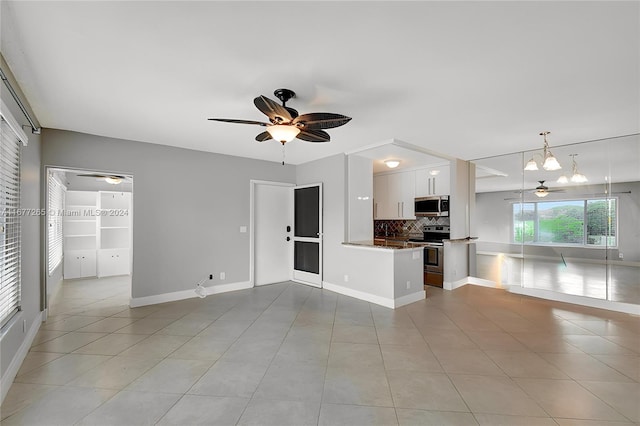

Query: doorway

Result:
[44,167,133,314]
[251,181,323,288]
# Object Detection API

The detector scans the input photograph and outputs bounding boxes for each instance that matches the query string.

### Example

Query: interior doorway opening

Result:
[44,167,133,315]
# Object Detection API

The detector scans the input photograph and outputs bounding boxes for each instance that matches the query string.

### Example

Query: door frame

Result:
[292,182,323,288]
[249,180,295,287]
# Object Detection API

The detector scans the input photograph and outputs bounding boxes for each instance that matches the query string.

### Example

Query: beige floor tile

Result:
[189,360,268,398]
[323,366,394,407]
[564,335,637,355]
[420,329,479,351]
[30,331,108,353]
[319,403,398,426]
[272,337,330,365]
[75,316,137,333]
[125,358,212,394]
[449,374,547,417]
[14,353,111,385]
[0,383,57,420]
[196,319,253,340]
[331,324,378,344]
[72,333,148,355]
[157,395,249,425]
[510,332,584,353]
[485,350,569,379]
[75,390,180,426]
[334,310,374,327]
[218,336,283,365]
[15,352,64,377]
[380,343,443,373]
[376,326,426,346]
[155,316,215,336]
[239,399,320,426]
[466,330,529,351]
[592,354,640,381]
[167,336,234,361]
[578,380,640,422]
[253,362,326,402]
[474,413,557,425]
[113,317,177,334]
[387,370,468,412]
[515,378,629,421]
[328,342,384,369]
[541,352,635,382]
[434,349,506,376]
[68,356,161,389]
[396,408,478,425]
[30,329,68,346]
[40,315,104,332]
[554,419,636,426]
[110,305,161,318]
[116,334,191,359]
[2,386,116,426]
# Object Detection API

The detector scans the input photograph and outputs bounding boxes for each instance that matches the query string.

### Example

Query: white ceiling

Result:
[2,1,638,167]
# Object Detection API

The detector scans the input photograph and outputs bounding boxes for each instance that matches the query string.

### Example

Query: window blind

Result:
[0,117,22,327]
[47,172,65,275]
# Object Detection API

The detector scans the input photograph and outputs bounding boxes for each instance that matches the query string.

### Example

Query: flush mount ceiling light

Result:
[385,160,400,169]
[524,131,562,171]
[76,173,126,185]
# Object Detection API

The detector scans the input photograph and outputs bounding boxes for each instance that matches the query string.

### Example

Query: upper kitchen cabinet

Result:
[415,164,450,197]
[374,171,415,220]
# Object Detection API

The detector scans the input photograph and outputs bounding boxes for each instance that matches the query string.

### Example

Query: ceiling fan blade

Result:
[253,96,292,123]
[255,131,272,142]
[296,129,331,143]
[292,113,352,130]
[208,118,269,126]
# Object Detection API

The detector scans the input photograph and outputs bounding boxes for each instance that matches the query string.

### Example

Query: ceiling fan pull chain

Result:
[282,141,286,165]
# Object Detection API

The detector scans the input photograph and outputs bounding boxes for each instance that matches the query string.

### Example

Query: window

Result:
[0,116,23,327]
[48,172,65,275]
[512,198,617,247]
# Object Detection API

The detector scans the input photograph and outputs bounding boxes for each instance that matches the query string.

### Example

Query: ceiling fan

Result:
[530,180,565,198]
[208,88,351,162]
[76,173,128,185]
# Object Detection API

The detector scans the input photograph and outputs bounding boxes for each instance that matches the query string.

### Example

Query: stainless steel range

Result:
[411,226,450,288]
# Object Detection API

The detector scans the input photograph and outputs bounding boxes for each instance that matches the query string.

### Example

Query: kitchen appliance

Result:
[410,225,450,288]
[414,195,449,217]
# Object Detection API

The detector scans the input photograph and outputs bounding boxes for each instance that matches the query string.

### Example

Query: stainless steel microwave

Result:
[414,195,449,217]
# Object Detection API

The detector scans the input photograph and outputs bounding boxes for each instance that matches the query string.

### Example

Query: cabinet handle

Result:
[433,177,436,195]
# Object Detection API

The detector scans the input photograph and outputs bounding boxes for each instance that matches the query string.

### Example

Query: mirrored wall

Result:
[472,134,639,306]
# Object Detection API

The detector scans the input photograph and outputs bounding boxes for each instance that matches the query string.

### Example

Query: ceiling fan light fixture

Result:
[266,124,300,144]
[535,189,549,197]
[104,176,122,185]
[385,160,400,169]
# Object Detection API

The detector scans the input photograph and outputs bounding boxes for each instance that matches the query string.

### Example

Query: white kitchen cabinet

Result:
[373,171,415,220]
[415,165,450,197]
[98,248,130,277]
[64,249,97,279]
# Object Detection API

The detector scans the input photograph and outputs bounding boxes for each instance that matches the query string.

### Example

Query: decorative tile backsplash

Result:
[374,217,450,237]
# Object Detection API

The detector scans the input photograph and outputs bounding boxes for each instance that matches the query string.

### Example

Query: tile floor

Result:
[2,276,639,425]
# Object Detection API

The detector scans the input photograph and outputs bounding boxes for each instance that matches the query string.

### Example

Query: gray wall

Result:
[42,129,295,299]
[476,181,640,262]
[0,54,43,381]
[296,154,348,287]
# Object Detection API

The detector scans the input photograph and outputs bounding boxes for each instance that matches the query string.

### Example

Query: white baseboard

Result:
[443,278,469,291]
[508,286,640,316]
[1,311,44,404]
[323,281,395,309]
[393,290,426,308]
[322,282,425,309]
[129,281,252,308]
[466,276,503,288]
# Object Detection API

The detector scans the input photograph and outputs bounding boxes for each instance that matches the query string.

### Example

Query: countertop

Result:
[342,240,428,250]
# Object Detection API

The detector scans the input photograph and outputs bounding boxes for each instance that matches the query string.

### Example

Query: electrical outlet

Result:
[344,275,349,282]
[406,281,411,289]
[209,274,213,280]
[619,253,624,260]
[220,272,225,280]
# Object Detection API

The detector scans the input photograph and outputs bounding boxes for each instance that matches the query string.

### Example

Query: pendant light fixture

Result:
[524,131,562,171]
[569,154,588,183]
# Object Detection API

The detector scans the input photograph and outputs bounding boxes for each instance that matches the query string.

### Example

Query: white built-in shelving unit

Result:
[63,190,132,279]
